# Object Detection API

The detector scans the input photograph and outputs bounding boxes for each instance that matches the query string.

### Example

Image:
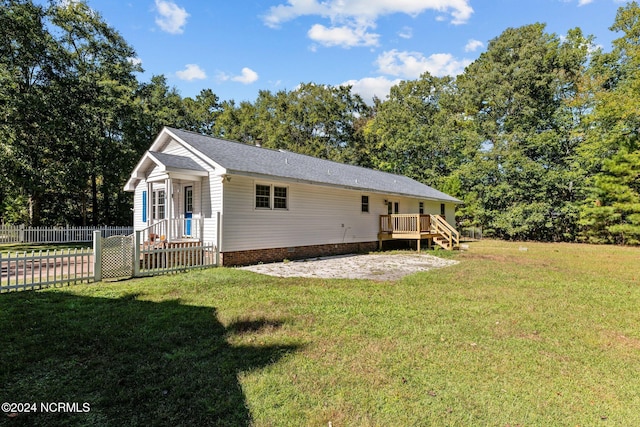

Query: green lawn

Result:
[1,240,639,426]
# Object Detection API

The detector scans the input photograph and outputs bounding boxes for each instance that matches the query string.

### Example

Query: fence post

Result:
[93,230,102,282]
[133,231,141,277]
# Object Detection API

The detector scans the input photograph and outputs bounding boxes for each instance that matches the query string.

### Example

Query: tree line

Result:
[1,0,639,244]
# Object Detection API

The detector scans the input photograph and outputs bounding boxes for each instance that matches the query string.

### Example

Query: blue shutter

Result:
[142,191,147,223]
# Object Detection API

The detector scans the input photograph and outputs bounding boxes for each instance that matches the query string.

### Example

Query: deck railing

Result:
[379,214,459,250]
[379,214,431,234]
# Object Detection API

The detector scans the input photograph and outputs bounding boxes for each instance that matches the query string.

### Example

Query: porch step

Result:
[433,235,459,250]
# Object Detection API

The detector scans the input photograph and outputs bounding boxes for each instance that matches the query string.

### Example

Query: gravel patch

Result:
[239,253,459,281]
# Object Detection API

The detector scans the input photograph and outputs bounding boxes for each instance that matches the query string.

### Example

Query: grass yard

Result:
[1,240,639,426]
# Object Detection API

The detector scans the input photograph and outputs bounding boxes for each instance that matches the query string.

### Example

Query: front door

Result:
[184,186,193,236]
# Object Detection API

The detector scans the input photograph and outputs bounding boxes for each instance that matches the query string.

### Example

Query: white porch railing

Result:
[139,218,203,243]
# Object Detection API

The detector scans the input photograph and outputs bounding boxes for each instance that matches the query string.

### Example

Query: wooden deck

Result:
[378,214,460,250]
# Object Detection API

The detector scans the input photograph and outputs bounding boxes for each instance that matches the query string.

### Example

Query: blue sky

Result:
[80,0,626,104]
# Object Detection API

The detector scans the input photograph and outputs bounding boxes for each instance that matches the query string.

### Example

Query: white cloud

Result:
[218,68,260,85]
[342,76,402,104]
[578,0,594,5]
[176,64,206,81]
[155,0,189,34]
[398,26,413,39]
[308,23,379,47]
[464,39,484,52]
[264,0,473,48]
[264,0,474,27]
[376,49,471,78]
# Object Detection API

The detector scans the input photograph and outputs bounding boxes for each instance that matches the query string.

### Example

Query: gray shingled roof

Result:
[167,127,461,203]
[149,151,207,172]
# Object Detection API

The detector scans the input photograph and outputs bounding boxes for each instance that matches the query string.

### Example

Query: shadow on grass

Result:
[0,291,299,426]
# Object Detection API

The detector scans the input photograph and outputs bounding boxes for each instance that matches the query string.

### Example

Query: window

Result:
[394,202,399,214]
[152,190,165,220]
[255,184,271,208]
[361,195,369,213]
[419,202,424,215]
[274,186,287,209]
[184,186,193,213]
[255,184,289,210]
[440,203,446,216]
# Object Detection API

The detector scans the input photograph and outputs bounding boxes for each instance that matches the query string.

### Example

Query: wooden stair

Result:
[430,215,460,250]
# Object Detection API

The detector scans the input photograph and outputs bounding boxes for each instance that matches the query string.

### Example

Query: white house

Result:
[124,127,462,266]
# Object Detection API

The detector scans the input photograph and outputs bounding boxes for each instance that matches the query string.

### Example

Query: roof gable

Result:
[124,149,208,191]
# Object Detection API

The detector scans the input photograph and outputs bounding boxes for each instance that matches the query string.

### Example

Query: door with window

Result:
[184,186,193,236]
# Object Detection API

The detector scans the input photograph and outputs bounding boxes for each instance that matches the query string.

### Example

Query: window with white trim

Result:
[361,195,369,213]
[152,190,166,220]
[255,184,288,210]
[274,186,287,209]
[255,184,271,209]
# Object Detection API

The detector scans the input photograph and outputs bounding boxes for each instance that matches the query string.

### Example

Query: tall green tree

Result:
[52,0,141,225]
[578,2,640,244]
[0,0,141,225]
[456,24,591,240]
[224,83,371,163]
[364,73,480,190]
[0,0,64,225]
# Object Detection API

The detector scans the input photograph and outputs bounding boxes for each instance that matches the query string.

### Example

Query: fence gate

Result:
[101,235,135,279]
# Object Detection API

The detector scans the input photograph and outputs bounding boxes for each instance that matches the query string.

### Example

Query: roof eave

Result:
[225,170,462,203]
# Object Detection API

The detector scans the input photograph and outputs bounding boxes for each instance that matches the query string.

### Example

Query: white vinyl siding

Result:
[133,179,147,232]
[222,176,418,252]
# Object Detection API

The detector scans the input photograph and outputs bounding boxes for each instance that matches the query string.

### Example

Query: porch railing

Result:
[140,218,203,243]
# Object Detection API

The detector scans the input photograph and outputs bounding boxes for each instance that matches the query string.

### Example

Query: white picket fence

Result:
[1,231,218,292]
[138,241,218,276]
[0,225,133,244]
[0,248,95,292]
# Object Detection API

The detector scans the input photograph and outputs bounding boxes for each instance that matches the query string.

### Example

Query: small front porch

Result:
[140,218,203,247]
[378,214,460,250]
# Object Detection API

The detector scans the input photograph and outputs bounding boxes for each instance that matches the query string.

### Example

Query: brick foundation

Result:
[221,241,379,267]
